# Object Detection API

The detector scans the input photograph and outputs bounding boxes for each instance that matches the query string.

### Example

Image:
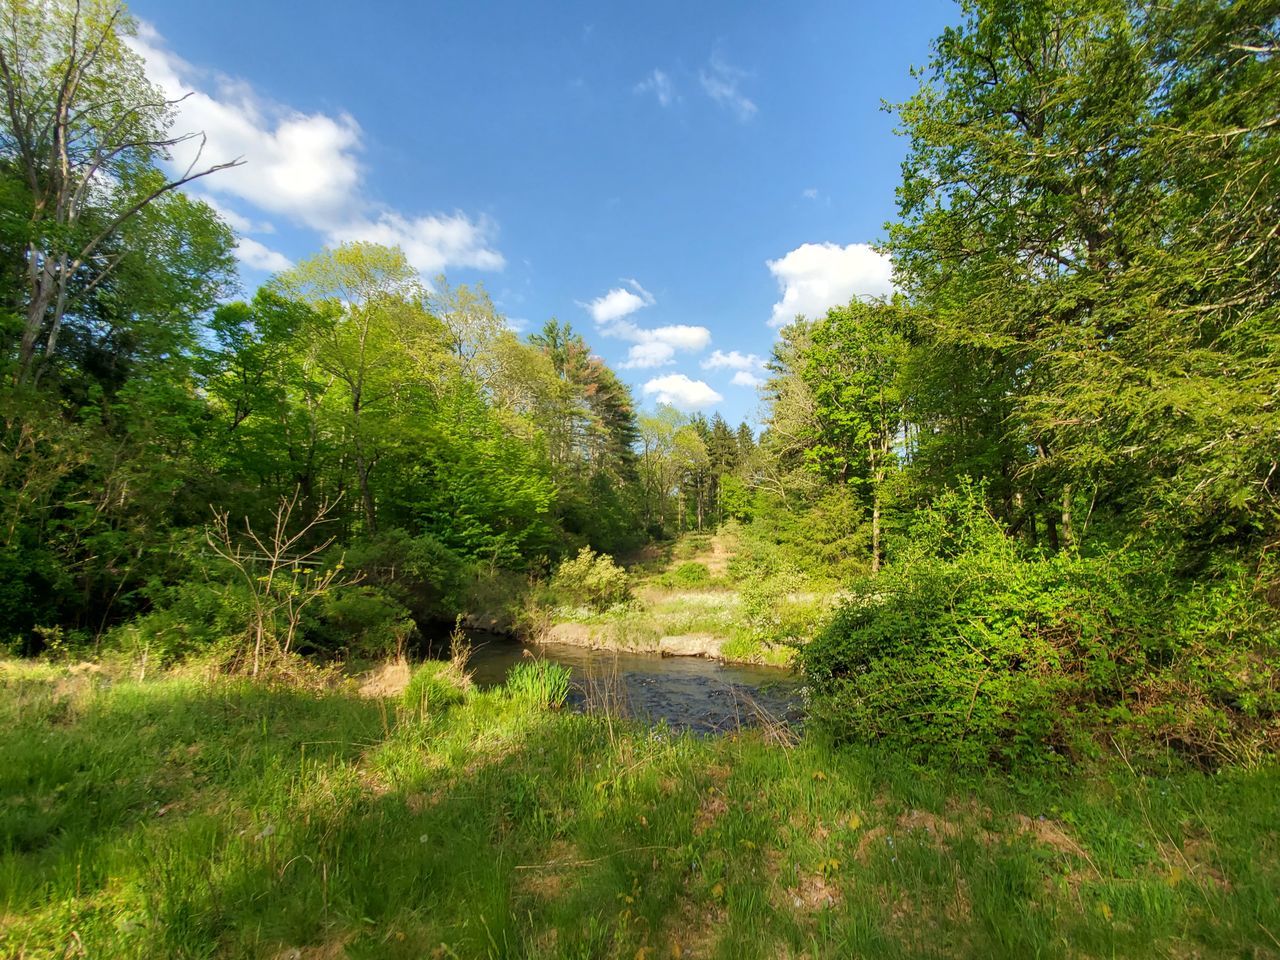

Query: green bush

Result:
[550,547,630,612]
[108,578,252,666]
[669,561,711,588]
[310,586,416,659]
[802,485,1280,771]
[505,659,572,709]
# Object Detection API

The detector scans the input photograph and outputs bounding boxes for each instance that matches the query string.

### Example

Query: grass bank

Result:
[3,659,1278,959]
[530,530,835,667]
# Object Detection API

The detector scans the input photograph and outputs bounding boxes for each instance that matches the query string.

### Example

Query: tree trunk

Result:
[871,493,881,574]
[1060,484,1074,549]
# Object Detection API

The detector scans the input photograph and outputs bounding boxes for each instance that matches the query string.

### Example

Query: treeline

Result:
[741,0,1279,768]
[0,0,765,659]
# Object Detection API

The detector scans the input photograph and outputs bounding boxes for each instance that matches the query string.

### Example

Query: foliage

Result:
[505,658,572,709]
[803,487,1280,770]
[310,586,416,661]
[667,561,711,588]
[550,547,631,613]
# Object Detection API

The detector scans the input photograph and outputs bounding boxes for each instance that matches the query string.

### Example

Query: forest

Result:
[2,0,1278,957]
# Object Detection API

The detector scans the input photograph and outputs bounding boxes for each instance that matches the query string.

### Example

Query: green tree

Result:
[0,0,240,385]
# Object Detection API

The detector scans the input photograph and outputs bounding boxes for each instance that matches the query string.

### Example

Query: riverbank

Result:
[517,529,835,668]
[4,658,1278,959]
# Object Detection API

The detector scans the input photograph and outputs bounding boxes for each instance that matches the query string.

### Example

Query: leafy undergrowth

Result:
[3,660,1279,959]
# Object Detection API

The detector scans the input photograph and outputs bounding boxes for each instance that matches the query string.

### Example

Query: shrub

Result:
[310,585,416,660]
[802,485,1280,771]
[342,530,468,623]
[550,547,630,612]
[669,561,711,588]
[108,578,252,667]
[506,659,572,709]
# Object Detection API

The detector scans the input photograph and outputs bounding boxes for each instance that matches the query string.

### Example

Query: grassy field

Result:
[2,659,1279,959]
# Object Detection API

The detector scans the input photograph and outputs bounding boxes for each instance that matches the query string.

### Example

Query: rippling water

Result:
[460,632,803,734]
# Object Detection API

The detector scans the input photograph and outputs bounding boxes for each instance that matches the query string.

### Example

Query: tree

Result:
[802,300,910,572]
[0,0,241,384]
[275,243,439,533]
[889,0,1280,550]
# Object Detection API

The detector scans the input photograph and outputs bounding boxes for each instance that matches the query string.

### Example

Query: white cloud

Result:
[635,69,677,107]
[642,374,723,411]
[700,54,757,122]
[702,349,763,372]
[585,280,654,324]
[766,242,893,327]
[583,281,710,368]
[619,324,713,369]
[328,212,505,274]
[621,341,676,369]
[126,24,503,277]
[235,236,293,272]
[646,324,711,351]
[731,370,763,388]
[802,188,819,200]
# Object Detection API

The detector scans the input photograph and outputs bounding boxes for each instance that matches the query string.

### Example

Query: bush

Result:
[309,586,416,660]
[108,578,252,667]
[668,561,710,588]
[342,530,469,623]
[550,547,630,612]
[802,485,1280,771]
[506,659,572,709]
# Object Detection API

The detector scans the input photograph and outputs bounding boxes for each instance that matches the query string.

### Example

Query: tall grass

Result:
[505,658,572,708]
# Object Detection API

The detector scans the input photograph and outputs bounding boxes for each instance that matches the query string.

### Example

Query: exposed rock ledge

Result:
[656,634,725,658]
[539,623,726,660]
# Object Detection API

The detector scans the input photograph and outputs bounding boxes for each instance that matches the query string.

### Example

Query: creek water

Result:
[454,631,803,734]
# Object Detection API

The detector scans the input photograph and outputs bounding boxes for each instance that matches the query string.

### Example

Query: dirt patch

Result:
[514,840,583,901]
[542,622,608,647]
[1157,837,1233,892]
[692,534,733,577]
[272,940,348,960]
[899,809,966,843]
[694,790,729,835]
[786,870,842,912]
[1012,814,1088,859]
[856,825,890,861]
[662,898,725,959]
[357,660,411,699]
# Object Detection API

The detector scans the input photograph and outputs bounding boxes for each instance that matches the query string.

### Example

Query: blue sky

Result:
[126,0,956,425]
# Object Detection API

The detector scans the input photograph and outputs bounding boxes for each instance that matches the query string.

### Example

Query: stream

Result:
[453,631,804,734]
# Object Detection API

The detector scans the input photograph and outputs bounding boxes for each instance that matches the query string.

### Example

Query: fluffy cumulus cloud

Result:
[619,324,713,369]
[701,349,765,387]
[125,24,503,276]
[642,374,723,411]
[328,212,505,274]
[702,349,762,372]
[766,242,893,327]
[635,69,677,107]
[582,281,710,369]
[235,236,293,272]
[699,53,757,122]
[585,279,655,325]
